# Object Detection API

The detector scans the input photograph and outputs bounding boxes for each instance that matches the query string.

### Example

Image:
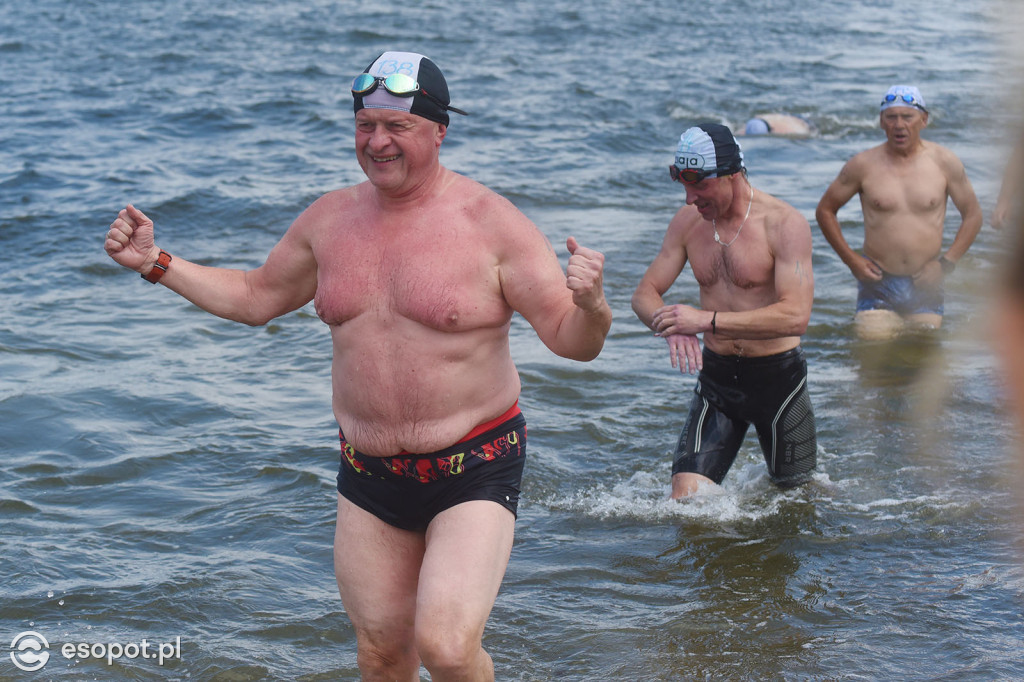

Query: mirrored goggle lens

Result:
[883,93,917,105]
[669,165,708,184]
[351,73,420,97]
[381,73,419,96]
[351,73,377,95]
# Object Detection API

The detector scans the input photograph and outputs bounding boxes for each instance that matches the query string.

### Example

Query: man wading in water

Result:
[632,123,817,498]
[105,50,612,681]
[816,85,982,340]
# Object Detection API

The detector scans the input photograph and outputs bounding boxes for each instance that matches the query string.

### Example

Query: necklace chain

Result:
[713,184,754,247]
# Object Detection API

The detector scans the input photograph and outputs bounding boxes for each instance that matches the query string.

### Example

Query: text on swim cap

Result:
[371,59,417,79]
[675,153,708,169]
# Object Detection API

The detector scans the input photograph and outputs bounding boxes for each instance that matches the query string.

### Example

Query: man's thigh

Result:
[417,500,515,636]
[334,494,425,642]
[855,309,905,340]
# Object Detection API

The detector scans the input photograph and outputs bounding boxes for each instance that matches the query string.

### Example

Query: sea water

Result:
[2,0,1023,679]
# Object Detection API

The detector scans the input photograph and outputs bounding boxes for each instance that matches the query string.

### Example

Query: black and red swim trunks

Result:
[336,403,527,531]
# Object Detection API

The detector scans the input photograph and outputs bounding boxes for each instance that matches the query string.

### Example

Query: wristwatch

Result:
[142,250,172,283]
[938,255,956,275]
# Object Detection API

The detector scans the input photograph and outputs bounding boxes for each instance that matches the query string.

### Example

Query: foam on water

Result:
[551,465,834,525]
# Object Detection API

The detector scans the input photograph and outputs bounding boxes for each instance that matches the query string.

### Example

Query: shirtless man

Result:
[632,123,817,499]
[816,85,982,340]
[104,51,612,681]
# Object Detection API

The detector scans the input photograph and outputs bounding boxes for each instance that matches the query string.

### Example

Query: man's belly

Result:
[705,336,801,358]
[328,328,522,457]
[863,222,943,276]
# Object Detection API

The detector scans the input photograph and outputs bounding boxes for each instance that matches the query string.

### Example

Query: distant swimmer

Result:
[815,85,982,340]
[632,123,817,499]
[741,113,815,137]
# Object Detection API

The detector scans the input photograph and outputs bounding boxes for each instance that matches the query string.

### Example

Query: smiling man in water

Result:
[105,50,611,681]
[816,85,983,340]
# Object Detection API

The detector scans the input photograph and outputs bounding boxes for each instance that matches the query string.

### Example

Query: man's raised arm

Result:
[105,204,318,326]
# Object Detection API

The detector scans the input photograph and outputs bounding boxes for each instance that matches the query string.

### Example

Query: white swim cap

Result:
[880,85,927,113]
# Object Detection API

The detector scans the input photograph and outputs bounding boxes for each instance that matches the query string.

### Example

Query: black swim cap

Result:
[352,51,464,126]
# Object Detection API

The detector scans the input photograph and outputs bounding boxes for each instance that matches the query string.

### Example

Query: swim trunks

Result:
[336,404,527,531]
[856,268,944,316]
[672,347,817,488]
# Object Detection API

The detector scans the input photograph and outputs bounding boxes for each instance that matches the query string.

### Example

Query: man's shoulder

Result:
[850,143,888,166]
[761,191,810,238]
[667,204,705,237]
[424,171,545,250]
[920,140,966,171]
[315,183,364,207]
[762,190,805,221]
[831,145,883,186]
[444,171,527,223]
[920,138,956,154]
[285,184,367,237]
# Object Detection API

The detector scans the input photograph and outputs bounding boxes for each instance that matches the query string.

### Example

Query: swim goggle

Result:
[351,73,468,116]
[881,93,927,112]
[669,164,736,184]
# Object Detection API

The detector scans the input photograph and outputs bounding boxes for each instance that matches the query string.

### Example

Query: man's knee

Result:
[415,622,488,678]
[670,471,719,499]
[355,638,419,681]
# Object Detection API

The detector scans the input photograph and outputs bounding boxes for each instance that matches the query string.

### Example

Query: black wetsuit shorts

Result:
[672,347,817,488]
[336,407,527,532]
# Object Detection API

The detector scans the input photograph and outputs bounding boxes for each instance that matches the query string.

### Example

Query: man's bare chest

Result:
[689,240,775,292]
[861,171,946,215]
[312,227,506,331]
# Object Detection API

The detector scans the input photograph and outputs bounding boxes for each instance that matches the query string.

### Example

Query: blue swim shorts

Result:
[856,271,944,316]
